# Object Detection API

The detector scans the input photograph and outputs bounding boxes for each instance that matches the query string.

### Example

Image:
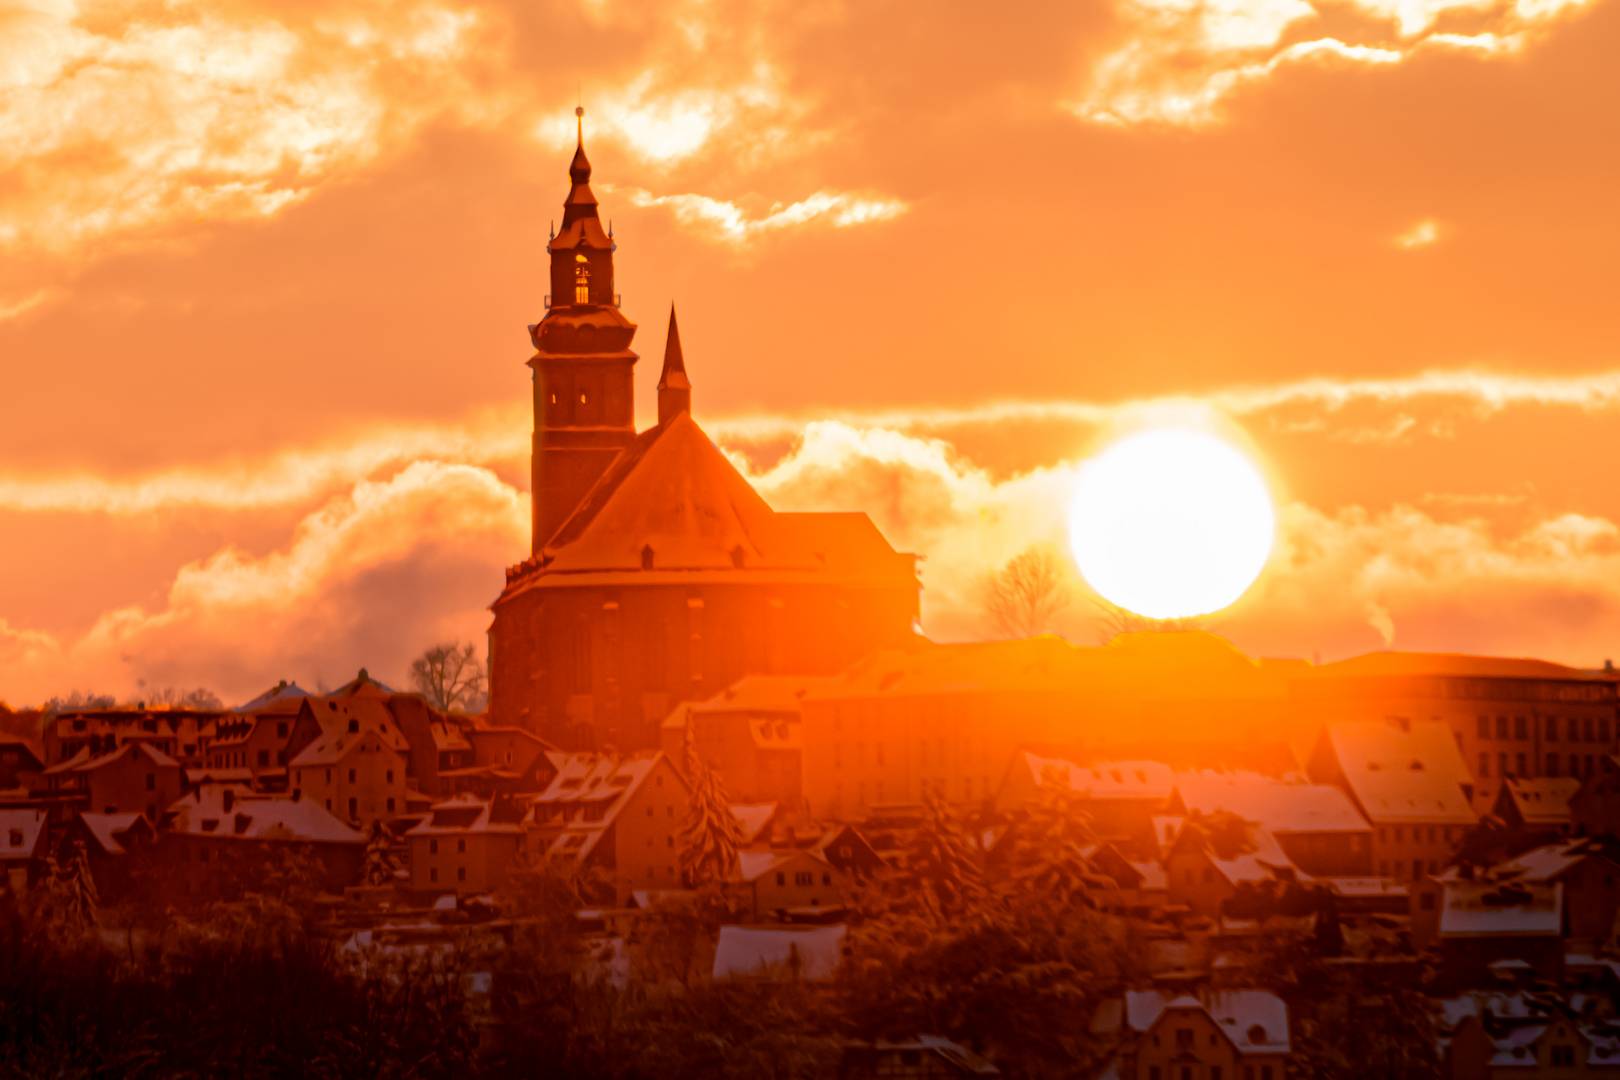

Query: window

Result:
[1604,718,1612,742]
[257,750,270,767]
[1175,1028,1194,1051]
[457,838,466,853]
[795,871,813,886]
[1548,753,1560,776]
[386,798,395,813]
[1546,716,1559,740]
[1497,716,1509,738]
[1476,715,1490,737]
[457,867,466,882]
[7,829,20,847]
[430,867,438,883]
[822,872,832,886]
[145,772,155,791]
[386,770,394,783]
[1498,752,1508,778]
[430,839,439,855]
[348,768,356,783]
[1420,892,1436,911]
[347,797,357,819]
[1514,716,1527,739]
[776,871,786,886]
[1572,753,1582,777]
[1587,717,1597,742]
[573,255,590,303]
[1552,1045,1576,1067]
[1516,752,1527,777]
[1478,753,1490,778]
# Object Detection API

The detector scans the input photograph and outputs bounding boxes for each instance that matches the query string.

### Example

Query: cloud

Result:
[617,185,907,246]
[1071,0,1599,126]
[1,460,526,705]
[1394,217,1444,249]
[0,0,494,260]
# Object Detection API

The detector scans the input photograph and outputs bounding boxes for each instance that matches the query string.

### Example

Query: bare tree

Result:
[134,683,223,710]
[1091,599,1205,643]
[409,642,488,713]
[982,546,1070,639]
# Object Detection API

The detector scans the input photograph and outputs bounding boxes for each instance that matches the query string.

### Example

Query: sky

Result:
[4,0,1620,705]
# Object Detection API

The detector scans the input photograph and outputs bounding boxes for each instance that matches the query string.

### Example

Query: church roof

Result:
[503,412,915,594]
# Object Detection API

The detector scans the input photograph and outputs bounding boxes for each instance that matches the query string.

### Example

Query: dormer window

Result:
[574,254,590,303]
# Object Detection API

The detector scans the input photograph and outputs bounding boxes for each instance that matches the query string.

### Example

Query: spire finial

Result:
[657,303,692,425]
[575,103,584,147]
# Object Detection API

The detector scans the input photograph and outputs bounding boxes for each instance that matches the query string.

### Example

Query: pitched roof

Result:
[528,752,685,863]
[1172,771,1369,834]
[1122,990,1291,1054]
[730,802,780,846]
[503,414,914,593]
[236,681,313,712]
[1439,880,1562,937]
[77,811,145,855]
[50,741,179,775]
[407,795,523,836]
[1496,777,1580,826]
[291,698,408,766]
[0,809,46,860]
[169,788,364,845]
[1013,751,1175,802]
[1319,720,1476,825]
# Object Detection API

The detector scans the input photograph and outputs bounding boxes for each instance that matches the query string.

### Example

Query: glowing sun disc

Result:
[1067,427,1275,620]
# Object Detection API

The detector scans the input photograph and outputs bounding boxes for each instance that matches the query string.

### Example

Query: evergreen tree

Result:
[677,725,744,888]
[903,785,989,923]
[1004,773,1098,911]
[56,839,98,936]
[363,820,399,886]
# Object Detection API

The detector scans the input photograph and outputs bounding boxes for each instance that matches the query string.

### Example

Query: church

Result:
[487,111,921,750]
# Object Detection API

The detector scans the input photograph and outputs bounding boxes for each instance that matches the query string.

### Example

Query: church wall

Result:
[489,579,916,751]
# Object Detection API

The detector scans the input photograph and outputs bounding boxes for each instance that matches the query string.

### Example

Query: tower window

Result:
[574,254,590,304]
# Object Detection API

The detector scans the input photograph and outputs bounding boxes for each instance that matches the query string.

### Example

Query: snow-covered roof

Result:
[1172,771,1369,834]
[1013,752,1175,802]
[77,811,144,855]
[1439,881,1561,937]
[169,788,364,845]
[407,795,522,836]
[729,802,778,845]
[712,924,846,981]
[0,809,46,860]
[1122,989,1291,1055]
[290,699,408,767]
[236,681,313,712]
[528,752,684,864]
[1496,777,1580,825]
[1322,720,1476,825]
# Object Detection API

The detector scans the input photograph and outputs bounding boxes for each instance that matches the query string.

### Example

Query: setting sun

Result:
[1068,427,1275,620]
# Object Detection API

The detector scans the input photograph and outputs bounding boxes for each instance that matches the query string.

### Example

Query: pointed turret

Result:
[658,304,691,425]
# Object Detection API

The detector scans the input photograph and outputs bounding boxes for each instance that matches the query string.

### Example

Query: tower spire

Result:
[569,105,591,185]
[657,304,691,425]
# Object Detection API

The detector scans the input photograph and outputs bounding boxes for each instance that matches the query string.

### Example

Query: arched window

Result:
[574,254,591,304]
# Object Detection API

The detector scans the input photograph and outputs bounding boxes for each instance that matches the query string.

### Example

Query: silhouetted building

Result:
[488,115,919,749]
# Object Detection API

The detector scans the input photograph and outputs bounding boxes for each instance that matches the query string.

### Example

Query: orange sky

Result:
[5,0,1620,704]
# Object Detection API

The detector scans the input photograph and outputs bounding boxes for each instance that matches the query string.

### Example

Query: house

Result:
[1169,771,1373,877]
[808,822,887,880]
[0,808,47,892]
[1306,718,1477,881]
[1571,758,1620,838]
[731,848,847,921]
[42,741,185,820]
[63,810,155,903]
[997,752,1175,842]
[163,786,365,895]
[1416,839,1620,947]
[203,697,305,787]
[1416,879,1564,985]
[44,707,221,768]
[1447,1009,1620,1075]
[1092,989,1293,1080]
[1164,818,1300,917]
[1491,776,1580,838]
[1086,842,1169,911]
[712,923,846,981]
[837,1036,1001,1078]
[386,695,476,797]
[525,751,691,902]
[288,700,409,827]
[660,675,831,809]
[0,734,43,789]
[405,795,525,895]
[440,726,561,797]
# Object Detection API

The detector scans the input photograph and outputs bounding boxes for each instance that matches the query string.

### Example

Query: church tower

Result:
[527,107,638,552]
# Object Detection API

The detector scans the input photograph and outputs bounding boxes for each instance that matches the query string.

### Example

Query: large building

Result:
[1290,652,1620,814]
[488,113,920,749]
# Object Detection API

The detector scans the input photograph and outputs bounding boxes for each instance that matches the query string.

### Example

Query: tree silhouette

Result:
[362,820,400,887]
[1092,598,1205,643]
[982,546,1070,638]
[677,726,744,889]
[409,641,488,713]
